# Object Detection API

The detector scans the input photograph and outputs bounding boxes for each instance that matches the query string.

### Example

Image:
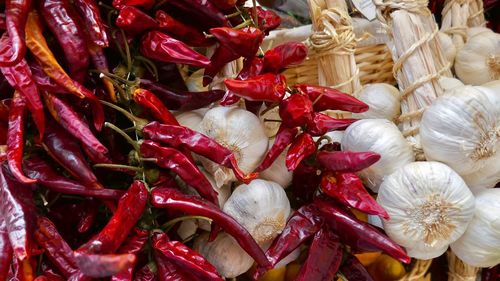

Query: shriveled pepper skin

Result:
[0,0,30,66]
[296,84,369,113]
[74,252,137,278]
[224,74,286,102]
[255,126,299,172]
[132,89,179,125]
[156,10,212,47]
[279,93,313,128]
[250,7,281,34]
[340,256,375,281]
[0,216,13,280]
[316,151,381,173]
[116,6,158,36]
[162,0,230,29]
[111,228,149,281]
[263,42,307,73]
[133,264,157,281]
[285,133,316,171]
[73,0,109,47]
[306,112,356,136]
[113,0,155,9]
[210,27,263,59]
[154,254,190,281]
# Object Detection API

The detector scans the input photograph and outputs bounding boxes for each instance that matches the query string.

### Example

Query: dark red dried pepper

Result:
[77,199,98,233]
[162,0,230,29]
[111,228,149,281]
[0,216,13,281]
[296,84,368,113]
[29,61,66,94]
[73,0,109,47]
[113,0,155,9]
[116,6,158,36]
[306,112,357,136]
[132,89,179,125]
[247,7,281,34]
[154,256,190,281]
[0,0,30,66]
[211,27,264,59]
[134,263,157,281]
[0,13,5,30]
[74,252,136,278]
[255,126,298,172]
[156,10,212,47]
[151,187,272,269]
[316,151,381,173]
[279,93,313,128]
[286,132,316,171]
[220,57,263,106]
[340,255,374,281]
[88,44,116,102]
[263,42,307,73]
[224,73,286,102]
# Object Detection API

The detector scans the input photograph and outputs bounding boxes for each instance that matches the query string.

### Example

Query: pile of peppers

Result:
[0,0,415,280]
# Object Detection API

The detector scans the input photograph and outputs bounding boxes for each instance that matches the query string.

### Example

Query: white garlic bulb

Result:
[466,27,493,40]
[177,219,198,241]
[377,162,475,260]
[259,139,293,188]
[194,232,254,278]
[438,76,464,92]
[455,31,500,85]
[223,179,291,244]
[259,105,281,138]
[437,31,457,64]
[451,189,500,267]
[482,79,500,93]
[420,85,500,186]
[341,119,415,192]
[352,83,401,121]
[174,108,208,132]
[199,107,269,187]
[185,69,209,92]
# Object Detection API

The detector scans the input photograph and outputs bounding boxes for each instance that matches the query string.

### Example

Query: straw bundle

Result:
[440,0,487,49]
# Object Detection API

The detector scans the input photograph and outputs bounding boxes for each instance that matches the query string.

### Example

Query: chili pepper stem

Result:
[120,29,133,72]
[101,75,128,101]
[316,135,333,146]
[203,32,215,39]
[225,10,243,18]
[104,122,140,151]
[252,0,259,26]
[100,100,147,128]
[94,163,143,172]
[233,20,252,29]
[97,1,115,11]
[161,215,213,232]
[96,71,137,85]
[312,92,326,106]
[135,56,159,81]
[139,157,157,162]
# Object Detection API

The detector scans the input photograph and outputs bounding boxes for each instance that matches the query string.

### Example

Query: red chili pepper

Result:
[286,132,316,171]
[0,216,13,280]
[77,199,98,233]
[111,228,149,281]
[156,10,212,47]
[10,257,35,281]
[78,180,148,254]
[263,42,307,73]
[306,112,357,136]
[88,44,116,103]
[211,27,263,59]
[133,89,179,125]
[295,227,342,281]
[7,91,35,184]
[279,93,314,128]
[0,0,30,66]
[34,217,79,278]
[73,0,109,47]
[238,57,265,81]
[291,162,321,204]
[74,252,136,278]
[151,187,272,269]
[140,31,211,68]
[140,140,219,205]
[142,122,257,183]
[224,73,286,102]
[152,232,224,281]
[0,164,36,261]
[43,92,109,157]
[116,6,158,36]
[161,0,230,29]
[203,45,241,86]
[41,122,103,190]
[320,171,389,219]
[246,7,281,34]
[317,151,381,173]
[29,61,66,94]
[40,0,90,83]
[340,255,374,281]
[296,84,369,113]
[154,254,190,281]
[113,0,155,9]
[23,156,125,200]
[0,13,5,30]
[0,99,10,121]
[255,126,298,172]
[140,79,224,111]
[208,0,237,9]
[313,197,410,263]
[133,263,157,281]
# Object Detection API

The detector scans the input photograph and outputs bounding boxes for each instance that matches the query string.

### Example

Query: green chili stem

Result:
[225,10,243,18]
[139,158,157,162]
[100,76,128,102]
[162,215,213,232]
[111,29,127,62]
[94,70,136,85]
[234,20,252,29]
[252,0,258,26]
[315,135,332,147]
[120,29,133,73]
[100,100,147,128]
[94,163,143,172]
[105,122,140,151]
[135,56,159,81]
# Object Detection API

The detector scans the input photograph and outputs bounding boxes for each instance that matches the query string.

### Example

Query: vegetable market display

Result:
[0,0,498,280]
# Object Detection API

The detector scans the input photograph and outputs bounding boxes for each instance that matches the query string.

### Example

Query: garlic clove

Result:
[437,32,457,65]
[259,138,293,188]
[352,84,401,121]
[341,119,415,192]
[438,76,464,92]
[199,106,269,187]
[466,27,494,40]
[377,162,475,259]
[223,179,291,244]
[194,232,255,278]
[177,219,198,241]
[451,189,500,267]
[174,108,209,132]
[482,79,500,93]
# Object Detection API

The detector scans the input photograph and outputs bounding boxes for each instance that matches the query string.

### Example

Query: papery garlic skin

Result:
[451,189,500,267]
[199,107,269,187]
[377,162,475,260]
[259,106,281,138]
[194,232,254,278]
[174,108,208,132]
[259,139,293,188]
[185,69,209,92]
[352,84,401,121]
[466,27,493,40]
[341,119,415,192]
[455,31,500,85]
[223,179,291,244]
[420,86,500,184]
[482,79,500,93]
[437,32,457,64]
[438,76,464,92]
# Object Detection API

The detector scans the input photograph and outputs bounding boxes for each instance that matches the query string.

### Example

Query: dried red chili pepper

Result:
[29,61,66,94]
[111,228,149,281]
[286,133,316,171]
[40,0,90,83]
[0,99,10,121]
[23,156,125,200]
[74,252,136,278]
[203,45,240,86]
[77,199,98,233]
[113,0,155,9]
[245,7,281,34]
[340,255,374,281]
[320,172,389,219]
[10,257,35,281]
[151,187,272,269]
[42,122,103,190]
[291,162,321,204]
[306,112,357,136]
[209,0,237,9]
[88,44,116,102]
[154,255,190,281]
[317,151,381,173]
[116,6,158,36]
[7,91,35,184]
[156,10,212,47]
[279,93,314,128]
[134,263,157,281]
[73,0,109,47]
[43,92,109,156]
[133,89,179,125]
[0,164,36,261]
[313,197,410,263]
[296,84,369,113]
[0,216,13,280]
[255,126,299,172]
[78,180,148,254]
[211,27,263,59]
[143,122,257,183]
[152,232,224,281]
[161,0,230,29]
[0,0,30,66]
[140,140,219,205]
[140,31,211,68]
[224,73,286,102]
[263,42,307,73]
[295,227,342,281]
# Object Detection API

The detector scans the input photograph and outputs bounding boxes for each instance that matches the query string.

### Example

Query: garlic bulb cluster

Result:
[377,162,475,260]
[420,85,500,192]
[341,119,415,192]
[223,179,291,244]
[438,76,464,92]
[199,106,269,187]
[259,139,293,188]
[455,30,500,85]
[451,189,500,267]
[352,83,401,121]
[437,32,457,64]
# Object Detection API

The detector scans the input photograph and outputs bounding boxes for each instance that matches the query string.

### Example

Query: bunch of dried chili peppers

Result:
[0,0,412,280]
